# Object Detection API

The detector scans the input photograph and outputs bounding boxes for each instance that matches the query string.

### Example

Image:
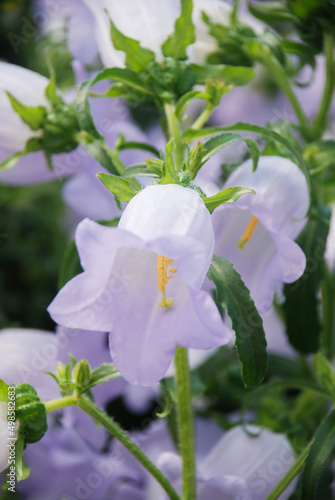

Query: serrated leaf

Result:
[109,17,155,72]
[6,92,46,131]
[200,132,259,171]
[97,172,137,202]
[202,186,255,214]
[190,64,255,86]
[283,207,330,353]
[301,410,335,499]
[162,0,195,60]
[182,122,311,210]
[88,363,121,389]
[207,256,267,387]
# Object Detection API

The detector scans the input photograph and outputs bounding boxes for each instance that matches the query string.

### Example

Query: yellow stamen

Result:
[237,215,259,249]
[157,254,176,309]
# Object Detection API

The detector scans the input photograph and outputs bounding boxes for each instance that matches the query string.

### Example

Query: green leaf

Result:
[202,186,255,214]
[88,363,121,389]
[304,141,335,175]
[162,0,195,60]
[182,122,312,210]
[301,409,335,499]
[283,207,330,354]
[76,80,103,140]
[123,164,160,178]
[200,132,259,170]
[175,90,208,120]
[189,64,255,86]
[6,92,46,131]
[78,132,119,175]
[58,240,83,290]
[0,379,8,403]
[248,1,294,23]
[117,140,160,158]
[313,353,335,399]
[97,172,137,202]
[160,139,178,184]
[109,17,155,72]
[93,68,154,95]
[207,256,267,387]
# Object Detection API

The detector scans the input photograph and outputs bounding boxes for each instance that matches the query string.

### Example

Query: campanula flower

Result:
[48,184,232,385]
[212,156,308,313]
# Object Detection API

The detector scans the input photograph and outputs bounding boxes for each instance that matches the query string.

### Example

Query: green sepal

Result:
[15,434,30,482]
[189,64,255,86]
[202,186,255,214]
[175,90,208,120]
[15,383,47,444]
[157,380,174,419]
[72,360,91,387]
[304,140,335,175]
[88,363,121,389]
[97,172,137,202]
[108,16,155,72]
[159,139,179,185]
[45,58,63,107]
[161,0,195,60]
[301,409,335,499]
[0,379,9,403]
[283,206,330,354]
[207,256,268,387]
[6,92,46,131]
[0,137,42,171]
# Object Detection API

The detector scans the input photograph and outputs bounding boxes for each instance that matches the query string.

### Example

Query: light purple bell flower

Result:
[212,156,309,313]
[48,184,233,385]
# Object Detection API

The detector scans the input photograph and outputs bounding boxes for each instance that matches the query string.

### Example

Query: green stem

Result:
[321,270,335,360]
[313,30,335,139]
[44,395,78,413]
[262,55,312,140]
[191,105,213,130]
[164,102,184,172]
[174,346,196,500]
[78,395,181,500]
[266,443,311,500]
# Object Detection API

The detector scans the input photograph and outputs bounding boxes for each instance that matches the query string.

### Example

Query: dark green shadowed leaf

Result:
[6,92,46,131]
[202,186,255,214]
[58,240,83,290]
[189,64,255,86]
[109,16,155,72]
[283,207,330,353]
[207,256,267,387]
[162,0,195,60]
[97,172,137,202]
[301,410,335,499]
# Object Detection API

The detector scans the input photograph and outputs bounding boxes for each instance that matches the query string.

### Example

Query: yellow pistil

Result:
[237,215,259,249]
[157,254,177,309]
